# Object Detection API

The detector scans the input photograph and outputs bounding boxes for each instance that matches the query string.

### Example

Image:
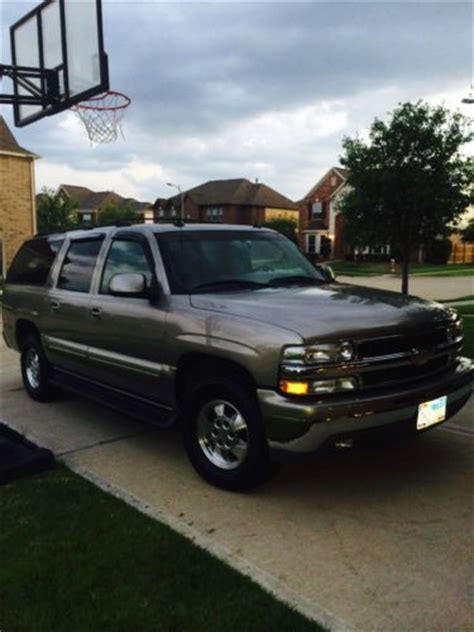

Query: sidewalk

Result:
[337,275,473,301]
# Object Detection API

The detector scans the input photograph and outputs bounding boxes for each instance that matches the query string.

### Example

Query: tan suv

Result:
[3,223,472,490]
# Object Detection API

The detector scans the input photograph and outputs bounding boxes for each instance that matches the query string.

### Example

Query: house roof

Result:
[58,184,150,211]
[58,185,94,206]
[301,166,349,202]
[156,178,297,210]
[0,116,37,158]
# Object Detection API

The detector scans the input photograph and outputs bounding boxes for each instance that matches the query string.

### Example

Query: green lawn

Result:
[331,261,474,277]
[0,467,323,632]
[455,305,474,316]
[437,295,474,304]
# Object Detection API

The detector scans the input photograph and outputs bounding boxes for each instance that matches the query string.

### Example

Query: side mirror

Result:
[316,263,336,283]
[109,273,147,297]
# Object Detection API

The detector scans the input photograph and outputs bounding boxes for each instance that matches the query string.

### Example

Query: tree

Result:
[99,203,138,225]
[461,218,474,243]
[339,102,473,293]
[261,216,298,243]
[37,187,79,233]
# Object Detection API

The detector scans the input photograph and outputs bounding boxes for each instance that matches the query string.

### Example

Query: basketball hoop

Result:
[72,90,131,144]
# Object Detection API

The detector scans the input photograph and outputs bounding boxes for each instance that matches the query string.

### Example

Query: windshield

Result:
[155,230,326,294]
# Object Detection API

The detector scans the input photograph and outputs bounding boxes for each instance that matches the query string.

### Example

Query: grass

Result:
[437,295,474,304]
[0,466,323,632]
[454,305,474,316]
[330,261,474,277]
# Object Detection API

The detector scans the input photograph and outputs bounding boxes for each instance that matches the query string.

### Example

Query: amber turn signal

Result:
[279,380,310,395]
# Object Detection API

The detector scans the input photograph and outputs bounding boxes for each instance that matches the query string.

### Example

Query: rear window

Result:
[57,238,104,293]
[7,239,64,286]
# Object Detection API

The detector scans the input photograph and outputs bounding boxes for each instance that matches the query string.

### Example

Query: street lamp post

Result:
[166,182,184,220]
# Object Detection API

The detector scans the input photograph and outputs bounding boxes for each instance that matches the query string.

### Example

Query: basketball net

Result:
[72,90,131,145]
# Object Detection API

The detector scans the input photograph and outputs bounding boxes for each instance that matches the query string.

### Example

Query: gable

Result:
[302,167,348,202]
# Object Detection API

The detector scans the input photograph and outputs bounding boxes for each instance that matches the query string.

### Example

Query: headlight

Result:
[282,341,355,365]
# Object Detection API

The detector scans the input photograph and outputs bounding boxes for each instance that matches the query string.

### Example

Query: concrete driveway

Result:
[337,275,473,301]
[1,340,473,632]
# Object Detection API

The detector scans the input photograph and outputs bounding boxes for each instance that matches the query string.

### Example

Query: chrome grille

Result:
[357,328,448,360]
[355,325,461,391]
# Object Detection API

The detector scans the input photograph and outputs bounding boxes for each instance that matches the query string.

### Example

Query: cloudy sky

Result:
[1,0,472,203]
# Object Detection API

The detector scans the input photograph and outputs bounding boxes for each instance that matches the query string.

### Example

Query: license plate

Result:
[417,395,447,430]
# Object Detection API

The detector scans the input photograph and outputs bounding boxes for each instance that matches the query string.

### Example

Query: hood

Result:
[190,283,452,342]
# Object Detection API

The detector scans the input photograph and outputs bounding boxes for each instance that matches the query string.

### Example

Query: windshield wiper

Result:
[268,275,325,287]
[191,279,269,293]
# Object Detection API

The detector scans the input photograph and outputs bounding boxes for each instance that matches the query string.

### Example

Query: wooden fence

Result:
[449,241,474,264]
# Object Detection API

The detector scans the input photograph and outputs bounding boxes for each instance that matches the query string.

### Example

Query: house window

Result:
[171,207,177,217]
[206,207,224,221]
[330,176,337,186]
[81,213,92,225]
[307,234,316,253]
[311,202,323,219]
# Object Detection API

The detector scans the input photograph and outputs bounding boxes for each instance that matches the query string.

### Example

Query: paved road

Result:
[337,275,473,301]
[1,340,473,631]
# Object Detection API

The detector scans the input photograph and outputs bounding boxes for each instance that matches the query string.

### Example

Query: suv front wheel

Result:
[183,379,278,491]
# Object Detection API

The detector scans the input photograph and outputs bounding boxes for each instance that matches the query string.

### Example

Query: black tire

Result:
[20,334,55,402]
[183,378,279,492]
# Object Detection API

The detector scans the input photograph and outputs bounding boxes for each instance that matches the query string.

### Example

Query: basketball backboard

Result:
[0,0,109,127]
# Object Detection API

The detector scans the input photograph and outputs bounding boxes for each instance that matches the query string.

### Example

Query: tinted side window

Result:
[100,240,153,294]
[7,239,64,286]
[57,239,103,293]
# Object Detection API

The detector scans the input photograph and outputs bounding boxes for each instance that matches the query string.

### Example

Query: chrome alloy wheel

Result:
[197,399,249,470]
[25,348,41,390]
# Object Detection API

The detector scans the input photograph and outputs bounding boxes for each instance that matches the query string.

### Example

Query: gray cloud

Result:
[1,1,472,201]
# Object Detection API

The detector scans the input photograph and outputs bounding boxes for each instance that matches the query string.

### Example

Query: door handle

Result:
[50,300,60,313]
[90,307,102,320]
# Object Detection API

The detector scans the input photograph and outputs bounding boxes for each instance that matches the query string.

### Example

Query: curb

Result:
[64,459,356,632]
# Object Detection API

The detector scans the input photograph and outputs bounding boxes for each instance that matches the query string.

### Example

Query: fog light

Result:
[311,377,358,394]
[338,377,358,391]
[280,380,310,395]
[312,379,338,394]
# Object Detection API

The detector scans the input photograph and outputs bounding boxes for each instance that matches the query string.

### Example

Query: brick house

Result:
[0,116,38,275]
[298,166,348,259]
[154,178,298,226]
[55,184,152,225]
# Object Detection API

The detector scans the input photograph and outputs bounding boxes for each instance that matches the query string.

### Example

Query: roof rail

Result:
[33,216,251,239]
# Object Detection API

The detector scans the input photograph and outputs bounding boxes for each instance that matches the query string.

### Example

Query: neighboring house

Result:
[0,116,38,275]
[299,166,392,260]
[55,184,152,225]
[298,166,348,259]
[153,178,298,226]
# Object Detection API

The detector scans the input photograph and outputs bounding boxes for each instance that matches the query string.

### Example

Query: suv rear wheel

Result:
[183,378,278,491]
[20,335,55,402]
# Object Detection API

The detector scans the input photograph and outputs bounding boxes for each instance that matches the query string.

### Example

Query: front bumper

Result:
[258,357,473,458]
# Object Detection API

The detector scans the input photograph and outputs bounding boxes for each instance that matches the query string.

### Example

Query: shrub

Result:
[424,238,453,264]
